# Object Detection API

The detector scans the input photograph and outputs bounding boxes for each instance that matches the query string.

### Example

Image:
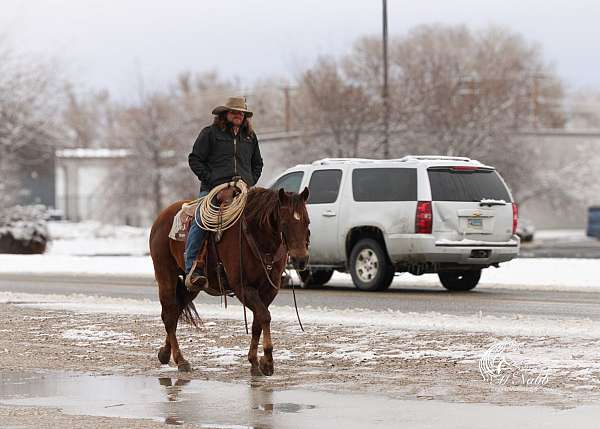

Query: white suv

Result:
[270,156,520,291]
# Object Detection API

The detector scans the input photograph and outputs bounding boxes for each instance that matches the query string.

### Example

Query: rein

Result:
[238,201,305,333]
[241,218,287,290]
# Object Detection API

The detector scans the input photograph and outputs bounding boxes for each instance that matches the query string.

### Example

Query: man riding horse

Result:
[185,96,263,291]
[150,97,309,374]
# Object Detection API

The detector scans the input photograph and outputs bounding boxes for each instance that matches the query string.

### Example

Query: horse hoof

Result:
[259,357,274,376]
[178,360,192,372]
[250,365,264,377]
[158,347,171,365]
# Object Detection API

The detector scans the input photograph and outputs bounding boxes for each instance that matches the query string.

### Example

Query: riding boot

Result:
[185,260,208,293]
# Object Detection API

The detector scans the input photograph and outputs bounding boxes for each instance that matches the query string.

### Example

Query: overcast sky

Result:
[2,0,599,100]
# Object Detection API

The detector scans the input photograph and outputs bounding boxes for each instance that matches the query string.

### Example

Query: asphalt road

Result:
[1,274,599,321]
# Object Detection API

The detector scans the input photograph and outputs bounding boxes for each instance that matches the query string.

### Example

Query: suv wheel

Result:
[438,270,481,291]
[349,239,394,291]
[298,268,334,288]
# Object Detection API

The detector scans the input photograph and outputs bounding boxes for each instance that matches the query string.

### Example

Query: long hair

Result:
[213,112,254,136]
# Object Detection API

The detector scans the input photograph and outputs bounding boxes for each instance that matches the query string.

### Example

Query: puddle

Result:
[1,371,600,428]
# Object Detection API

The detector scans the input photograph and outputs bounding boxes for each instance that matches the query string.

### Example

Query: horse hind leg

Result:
[159,274,197,371]
[158,336,171,365]
[156,275,174,365]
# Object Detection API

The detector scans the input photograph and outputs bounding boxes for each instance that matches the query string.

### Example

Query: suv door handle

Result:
[322,210,337,217]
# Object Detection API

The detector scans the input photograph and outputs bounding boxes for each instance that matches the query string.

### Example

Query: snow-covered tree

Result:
[0,204,50,254]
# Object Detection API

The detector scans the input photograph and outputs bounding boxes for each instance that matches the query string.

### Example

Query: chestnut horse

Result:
[149,187,310,375]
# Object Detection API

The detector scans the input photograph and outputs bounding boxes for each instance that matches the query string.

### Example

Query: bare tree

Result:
[345,25,565,157]
[62,85,117,148]
[100,93,183,220]
[0,41,64,208]
[567,89,600,129]
[250,78,288,133]
[96,72,240,221]
[292,57,378,163]
[293,25,582,211]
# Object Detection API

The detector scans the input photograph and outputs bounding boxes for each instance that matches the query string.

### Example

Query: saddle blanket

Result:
[168,199,201,241]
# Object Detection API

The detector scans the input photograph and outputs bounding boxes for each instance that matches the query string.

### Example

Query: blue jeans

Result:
[184,190,208,274]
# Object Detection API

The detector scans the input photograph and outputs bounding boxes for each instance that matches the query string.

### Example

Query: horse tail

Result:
[175,276,202,328]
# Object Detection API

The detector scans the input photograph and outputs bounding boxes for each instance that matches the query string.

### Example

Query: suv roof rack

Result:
[310,155,478,166]
[396,155,473,162]
[312,158,376,165]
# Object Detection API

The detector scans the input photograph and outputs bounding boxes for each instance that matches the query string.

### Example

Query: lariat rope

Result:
[192,180,305,333]
[194,180,248,232]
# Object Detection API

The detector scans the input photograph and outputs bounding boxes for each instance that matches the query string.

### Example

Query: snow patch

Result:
[3,291,600,339]
[2,255,599,291]
[47,221,149,256]
[62,327,136,344]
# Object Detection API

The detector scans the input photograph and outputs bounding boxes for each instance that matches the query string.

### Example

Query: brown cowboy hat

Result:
[212,96,253,117]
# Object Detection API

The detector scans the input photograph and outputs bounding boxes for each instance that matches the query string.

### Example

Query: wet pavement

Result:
[3,277,600,321]
[1,371,600,428]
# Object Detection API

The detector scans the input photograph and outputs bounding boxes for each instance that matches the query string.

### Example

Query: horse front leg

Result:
[241,286,274,376]
[248,317,262,376]
[258,313,274,376]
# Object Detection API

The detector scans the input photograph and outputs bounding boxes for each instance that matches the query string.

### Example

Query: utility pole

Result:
[382,0,390,158]
[283,86,291,132]
[531,74,540,128]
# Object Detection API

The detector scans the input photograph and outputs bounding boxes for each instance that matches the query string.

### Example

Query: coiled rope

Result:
[194,180,248,232]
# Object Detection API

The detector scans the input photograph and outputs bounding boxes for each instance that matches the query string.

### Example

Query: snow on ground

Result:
[2,254,599,290]
[19,221,597,290]
[392,257,600,290]
[47,221,149,256]
[0,254,151,279]
[1,290,600,339]
[45,223,593,257]
[534,229,589,242]
[62,328,137,346]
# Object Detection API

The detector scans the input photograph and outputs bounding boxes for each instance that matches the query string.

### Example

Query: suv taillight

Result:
[512,202,518,235]
[416,201,433,234]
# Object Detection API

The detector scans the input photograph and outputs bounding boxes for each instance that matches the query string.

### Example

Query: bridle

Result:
[276,199,310,254]
[239,196,309,333]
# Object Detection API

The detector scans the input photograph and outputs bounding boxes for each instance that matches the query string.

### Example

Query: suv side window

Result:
[352,168,417,201]
[271,171,304,193]
[307,169,343,204]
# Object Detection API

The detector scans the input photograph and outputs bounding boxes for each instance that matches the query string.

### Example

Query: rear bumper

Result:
[385,234,520,265]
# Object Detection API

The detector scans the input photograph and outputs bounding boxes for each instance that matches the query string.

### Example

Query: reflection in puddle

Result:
[254,403,316,413]
[2,371,599,428]
[0,371,316,427]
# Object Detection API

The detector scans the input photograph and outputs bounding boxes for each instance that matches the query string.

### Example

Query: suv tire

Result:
[298,268,334,288]
[349,238,395,291]
[438,270,481,291]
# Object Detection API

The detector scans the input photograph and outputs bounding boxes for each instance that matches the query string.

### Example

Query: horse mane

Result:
[244,187,305,229]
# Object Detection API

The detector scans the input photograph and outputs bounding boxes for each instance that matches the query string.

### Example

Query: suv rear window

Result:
[307,169,342,204]
[428,167,511,202]
[352,168,417,201]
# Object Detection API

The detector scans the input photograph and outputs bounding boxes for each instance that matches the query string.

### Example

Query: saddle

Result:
[169,191,239,297]
[168,188,238,242]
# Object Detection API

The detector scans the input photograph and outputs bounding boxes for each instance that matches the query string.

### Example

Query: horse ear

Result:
[300,186,310,202]
[278,188,288,204]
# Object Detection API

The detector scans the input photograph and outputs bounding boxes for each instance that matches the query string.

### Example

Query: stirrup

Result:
[185,268,207,293]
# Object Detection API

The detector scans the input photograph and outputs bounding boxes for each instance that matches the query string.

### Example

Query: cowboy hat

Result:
[212,96,253,117]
